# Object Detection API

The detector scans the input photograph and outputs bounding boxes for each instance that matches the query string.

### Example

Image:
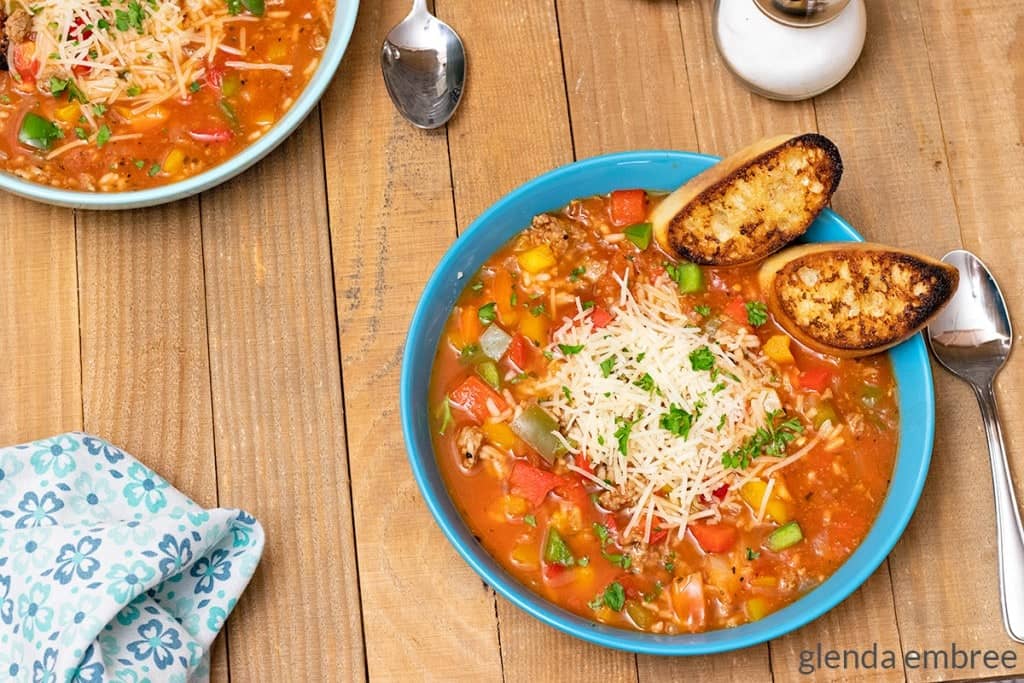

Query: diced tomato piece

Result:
[509,461,564,506]
[617,573,645,600]
[712,484,729,500]
[573,453,593,476]
[798,366,833,392]
[449,375,508,424]
[69,17,93,40]
[188,128,234,143]
[11,44,39,83]
[610,189,648,226]
[589,306,614,329]
[649,527,669,545]
[688,522,738,553]
[558,478,591,511]
[724,297,748,324]
[204,66,225,89]
[505,334,531,371]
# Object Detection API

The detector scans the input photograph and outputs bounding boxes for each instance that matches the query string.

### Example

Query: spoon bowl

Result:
[927,249,1024,644]
[381,0,466,129]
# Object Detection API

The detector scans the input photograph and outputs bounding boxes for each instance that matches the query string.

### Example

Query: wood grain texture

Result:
[200,110,365,681]
[74,201,228,682]
[557,0,698,158]
[0,201,80,442]
[320,1,504,680]
[440,1,640,681]
[893,1,1024,679]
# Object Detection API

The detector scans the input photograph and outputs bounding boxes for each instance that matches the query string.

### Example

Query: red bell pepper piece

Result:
[610,189,647,226]
[724,297,748,325]
[573,453,593,476]
[11,45,39,84]
[204,66,225,89]
[648,527,669,545]
[589,306,614,329]
[509,461,564,506]
[188,128,234,143]
[449,375,508,424]
[505,334,531,371]
[798,367,833,392]
[688,522,738,553]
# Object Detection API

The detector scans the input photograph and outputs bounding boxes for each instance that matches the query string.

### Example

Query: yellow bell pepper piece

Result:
[764,334,795,364]
[740,479,791,523]
[510,543,539,570]
[518,314,548,346]
[573,565,595,590]
[745,597,770,621]
[482,422,517,450]
[517,245,556,274]
[162,148,185,176]
[54,103,81,123]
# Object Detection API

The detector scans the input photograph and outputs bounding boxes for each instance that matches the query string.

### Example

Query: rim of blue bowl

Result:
[401,150,935,655]
[0,0,359,209]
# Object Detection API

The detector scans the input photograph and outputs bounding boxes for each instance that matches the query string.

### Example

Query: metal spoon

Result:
[927,249,1024,643]
[381,0,466,129]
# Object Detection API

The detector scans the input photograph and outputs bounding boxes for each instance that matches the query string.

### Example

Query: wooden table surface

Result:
[2,1,1023,681]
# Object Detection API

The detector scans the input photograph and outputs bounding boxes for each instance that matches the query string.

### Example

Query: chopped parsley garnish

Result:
[460,344,480,360]
[126,84,142,97]
[95,124,112,148]
[613,414,637,456]
[510,291,518,307]
[115,1,147,32]
[588,581,625,612]
[134,159,145,169]
[558,343,584,356]
[581,301,595,310]
[477,302,497,324]
[524,514,537,528]
[74,127,87,140]
[633,373,656,392]
[189,80,202,93]
[561,386,572,402]
[745,301,768,327]
[721,410,804,469]
[0,94,9,104]
[543,528,576,567]
[97,17,110,29]
[529,304,545,317]
[746,547,761,561]
[148,163,161,177]
[578,556,590,567]
[470,279,484,293]
[599,355,617,378]
[569,266,586,282]
[688,346,715,371]
[660,404,695,439]
[592,523,631,569]
[597,435,605,446]
[695,304,711,317]
[92,104,108,116]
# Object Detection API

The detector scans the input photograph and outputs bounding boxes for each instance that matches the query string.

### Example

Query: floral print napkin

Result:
[0,434,264,682]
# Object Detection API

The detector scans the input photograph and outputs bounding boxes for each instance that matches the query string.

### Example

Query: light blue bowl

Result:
[401,150,934,655]
[0,1,359,209]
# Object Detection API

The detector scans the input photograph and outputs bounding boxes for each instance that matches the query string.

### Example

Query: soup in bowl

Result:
[401,151,934,654]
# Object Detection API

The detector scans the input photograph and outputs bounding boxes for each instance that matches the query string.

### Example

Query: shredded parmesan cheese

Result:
[539,273,796,540]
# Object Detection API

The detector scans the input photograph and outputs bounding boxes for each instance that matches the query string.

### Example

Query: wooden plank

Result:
[557,0,698,158]
[75,202,228,683]
[319,1,504,679]
[889,2,1024,680]
[439,1,640,680]
[200,110,365,681]
[0,200,81,442]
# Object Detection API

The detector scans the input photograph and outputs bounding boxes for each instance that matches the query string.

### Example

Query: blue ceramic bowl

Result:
[401,150,934,655]
[0,1,359,209]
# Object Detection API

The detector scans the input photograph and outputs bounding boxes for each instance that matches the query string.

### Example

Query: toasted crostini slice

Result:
[651,133,842,266]
[758,243,959,358]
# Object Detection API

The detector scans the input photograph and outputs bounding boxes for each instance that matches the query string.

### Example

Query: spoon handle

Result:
[975,381,1024,643]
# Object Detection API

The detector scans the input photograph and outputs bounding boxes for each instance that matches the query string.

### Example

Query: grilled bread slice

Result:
[758,243,959,358]
[651,133,842,266]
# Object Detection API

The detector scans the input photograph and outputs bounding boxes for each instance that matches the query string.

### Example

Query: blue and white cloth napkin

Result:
[0,434,264,682]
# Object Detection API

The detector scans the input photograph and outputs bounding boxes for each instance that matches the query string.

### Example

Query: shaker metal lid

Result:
[752,0,852,27]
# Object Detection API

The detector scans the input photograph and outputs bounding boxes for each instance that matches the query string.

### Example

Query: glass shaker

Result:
[713,0,867,101]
